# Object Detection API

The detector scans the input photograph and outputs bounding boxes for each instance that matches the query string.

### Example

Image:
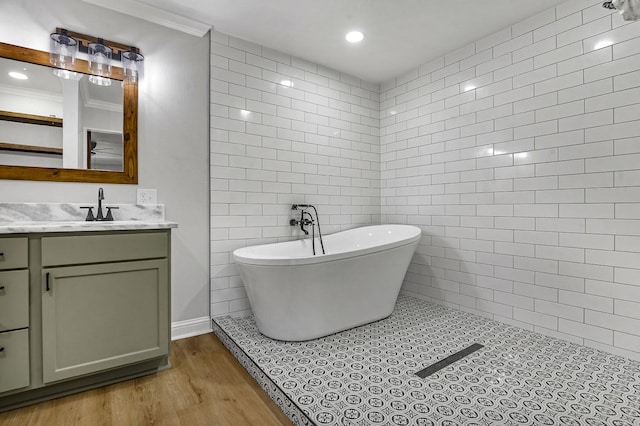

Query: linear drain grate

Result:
[415,343,484,378]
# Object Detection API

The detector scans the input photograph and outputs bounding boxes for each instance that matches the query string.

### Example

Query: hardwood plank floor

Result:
[0,333,292,426]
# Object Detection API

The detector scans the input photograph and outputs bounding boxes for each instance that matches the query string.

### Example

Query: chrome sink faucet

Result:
[81,187,118,221]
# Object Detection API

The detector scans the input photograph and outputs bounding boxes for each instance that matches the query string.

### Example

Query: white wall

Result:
[0,0,210,330]
[381,0,640,360]
[0,123,63,168]
[208,0,640,361]
[0,90,63,118]
[210,31,380,316]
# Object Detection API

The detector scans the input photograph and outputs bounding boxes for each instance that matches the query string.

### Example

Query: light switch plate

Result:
[137,189,157,205]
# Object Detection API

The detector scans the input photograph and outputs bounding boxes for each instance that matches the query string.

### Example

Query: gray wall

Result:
[0,0,210,328]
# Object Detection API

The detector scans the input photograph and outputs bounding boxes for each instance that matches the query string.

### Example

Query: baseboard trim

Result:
[171,316,212,340]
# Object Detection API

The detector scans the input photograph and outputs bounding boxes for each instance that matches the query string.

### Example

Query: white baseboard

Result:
[171,316,212,341]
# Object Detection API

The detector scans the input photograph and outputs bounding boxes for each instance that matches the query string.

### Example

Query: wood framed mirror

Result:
[0,41,137,184]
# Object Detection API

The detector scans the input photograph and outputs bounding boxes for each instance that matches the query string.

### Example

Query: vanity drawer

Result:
[42,231,168,266]
[0,329,30,394]
[0,270,29,332]
[0,237,28,271]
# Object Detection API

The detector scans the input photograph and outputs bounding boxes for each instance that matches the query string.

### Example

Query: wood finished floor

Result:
[0,333,292,426]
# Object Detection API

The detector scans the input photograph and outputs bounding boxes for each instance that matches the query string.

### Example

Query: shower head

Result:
[602,1,616,9]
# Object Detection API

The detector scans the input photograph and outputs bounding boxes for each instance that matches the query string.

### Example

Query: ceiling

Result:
[104,0,569,83]
[0,57,62,94]
[0,56,123,111]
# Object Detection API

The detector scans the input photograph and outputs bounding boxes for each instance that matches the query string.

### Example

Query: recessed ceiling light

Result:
[9,71,28,80]
[280,80,293,87]
[345,31,364,43]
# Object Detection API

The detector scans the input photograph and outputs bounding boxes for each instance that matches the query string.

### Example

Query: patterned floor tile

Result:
[212,295,640,426]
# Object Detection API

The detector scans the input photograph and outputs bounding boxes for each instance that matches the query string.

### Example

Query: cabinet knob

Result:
[0,252,4,261]
[0,347,4,352]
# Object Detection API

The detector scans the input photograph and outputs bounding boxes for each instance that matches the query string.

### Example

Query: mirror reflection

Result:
[0,56,123,171]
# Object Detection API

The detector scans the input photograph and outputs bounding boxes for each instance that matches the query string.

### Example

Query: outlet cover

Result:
[137,189,157,205]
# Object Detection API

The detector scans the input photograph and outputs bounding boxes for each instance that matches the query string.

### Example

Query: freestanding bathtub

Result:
[233,224,421,341]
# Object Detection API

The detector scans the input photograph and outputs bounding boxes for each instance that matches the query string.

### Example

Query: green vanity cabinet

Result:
[0,329,30,394]
[41,259,169,383]
[0,229,172,412]
[0,237,28,270]
[0,237,30,395]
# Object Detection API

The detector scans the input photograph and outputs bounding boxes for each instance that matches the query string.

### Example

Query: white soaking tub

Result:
[232,224,421,341]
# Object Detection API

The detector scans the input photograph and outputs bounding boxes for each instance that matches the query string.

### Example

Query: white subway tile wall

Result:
[381,0,640,361]
[210,31,381,317]
[211,1,640,361]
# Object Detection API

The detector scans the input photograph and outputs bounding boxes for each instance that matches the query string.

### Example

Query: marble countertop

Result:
[0,202,177,234]
[0,220,178,234]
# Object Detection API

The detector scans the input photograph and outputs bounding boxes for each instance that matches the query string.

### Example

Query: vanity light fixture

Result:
[345,31,364,43]
[88,38,112,86]
[88,75,112,86]
[49,28,144,84]
[49,28,77,69]
[52,69,82,80]
[121,48,144,82]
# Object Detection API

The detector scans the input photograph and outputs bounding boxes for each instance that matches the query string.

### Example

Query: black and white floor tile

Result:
[212,295,640,426]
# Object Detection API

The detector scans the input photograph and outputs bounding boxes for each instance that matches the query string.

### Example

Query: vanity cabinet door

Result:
[0,270,29,332]
[0,329,30,394]
[41,259,169,384]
